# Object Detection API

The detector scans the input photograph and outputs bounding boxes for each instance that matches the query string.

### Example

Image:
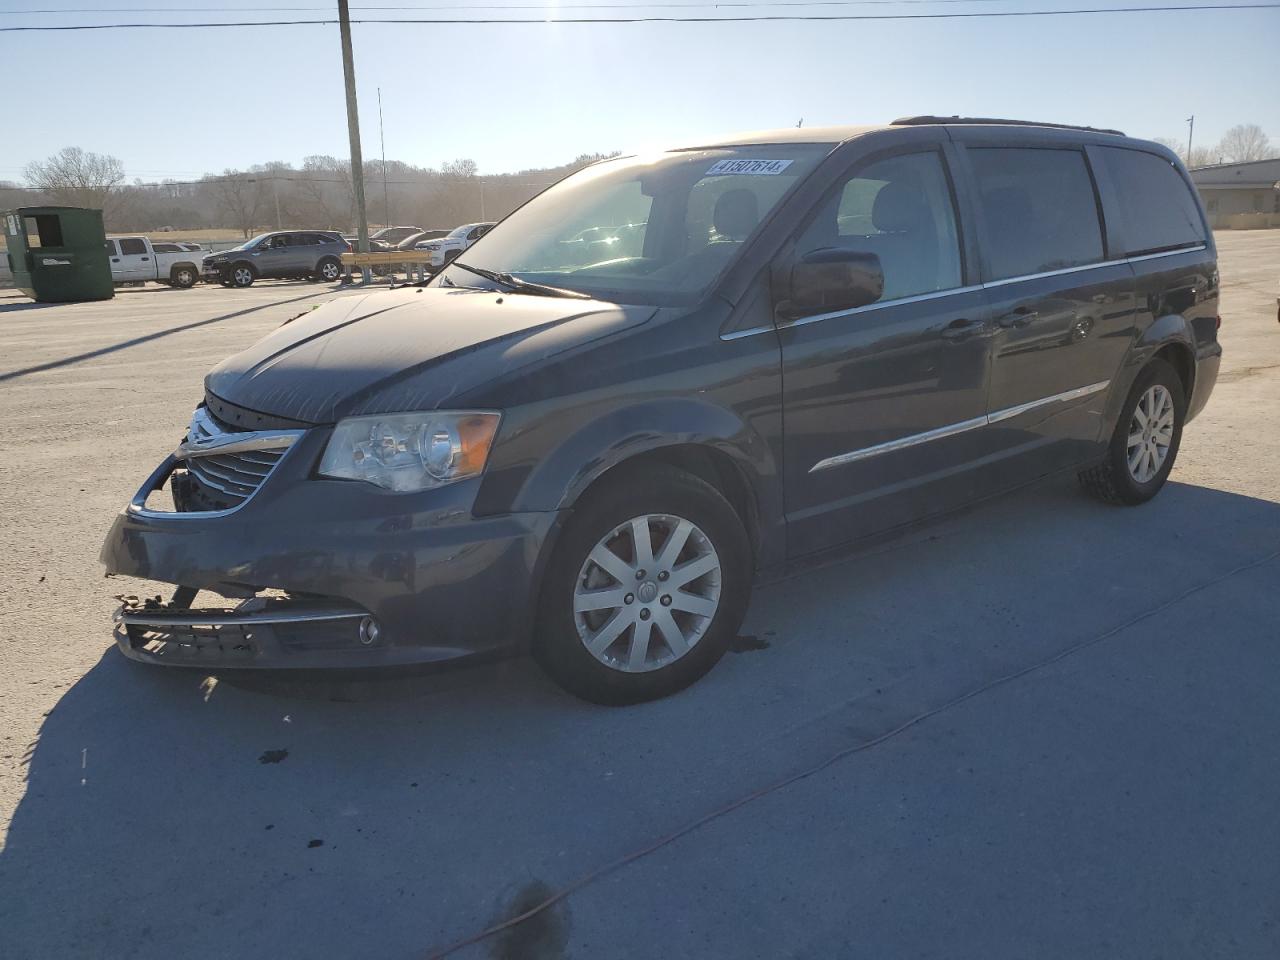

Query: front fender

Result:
[475,396,784,567]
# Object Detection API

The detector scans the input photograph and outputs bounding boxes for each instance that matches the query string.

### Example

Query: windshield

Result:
[446,223,476,240]
[434,145,829,305]
[229,233,271,251]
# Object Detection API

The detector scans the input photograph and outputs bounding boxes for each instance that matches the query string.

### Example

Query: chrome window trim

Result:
[982,258,1128,288]
[720,324,776,341]
[780,284,985,332]
[1126,244,1207,264]
[810,380,1111,473]
[745,244,1209,341]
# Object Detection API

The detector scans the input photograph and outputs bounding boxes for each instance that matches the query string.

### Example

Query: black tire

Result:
[534,464,751,705]
[1078,358,1185,505]
[229,263,256,288]
[170,264,198,288]
[315,257,342,283]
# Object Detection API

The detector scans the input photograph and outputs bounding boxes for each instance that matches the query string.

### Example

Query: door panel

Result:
[114,237,151,280]
[963,144,1136,475]
[982,265,1136,472]
[778,148,992,557]
[780,289,991,554]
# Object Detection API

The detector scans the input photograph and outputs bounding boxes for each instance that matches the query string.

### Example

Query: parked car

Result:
[370,225,424,246]
[103,118,1220,704]
[397,228,449,251]
[203,231,350,286]
[106,236,204,288]
[415,222,495,267]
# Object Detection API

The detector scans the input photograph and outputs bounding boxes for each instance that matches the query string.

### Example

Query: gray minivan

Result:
[104,117,1220,703]
[203,231,349,286]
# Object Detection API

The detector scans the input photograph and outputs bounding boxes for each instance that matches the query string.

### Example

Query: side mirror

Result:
[780,247,884,320]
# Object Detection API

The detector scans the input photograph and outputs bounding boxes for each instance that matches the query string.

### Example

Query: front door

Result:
[961,143,1136,478]
[114,237,152,281]
[778,148,992,557]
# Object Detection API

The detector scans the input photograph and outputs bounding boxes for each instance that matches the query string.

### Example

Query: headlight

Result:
[318,411,501,492]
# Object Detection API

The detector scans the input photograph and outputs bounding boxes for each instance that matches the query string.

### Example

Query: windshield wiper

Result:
[450,261,591,300]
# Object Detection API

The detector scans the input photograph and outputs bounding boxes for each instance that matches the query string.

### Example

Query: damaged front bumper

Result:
[102,421,561,671]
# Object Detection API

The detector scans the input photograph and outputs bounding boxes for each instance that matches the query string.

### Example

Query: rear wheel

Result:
[316,257,342,282]
[171,265,197,288]
[229,263,255,288]
[535,464,751,705]
[1078,358,1185,505]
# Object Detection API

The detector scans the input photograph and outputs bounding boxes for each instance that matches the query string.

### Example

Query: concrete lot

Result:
[1,235,1278,959]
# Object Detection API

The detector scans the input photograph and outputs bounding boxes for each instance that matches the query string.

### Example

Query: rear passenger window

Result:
[969,148,1104,280]
[1098,147,1206,255]
[794,152,963,301]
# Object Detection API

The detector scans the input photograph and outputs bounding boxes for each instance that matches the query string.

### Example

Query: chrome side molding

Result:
[810,380,1111,473]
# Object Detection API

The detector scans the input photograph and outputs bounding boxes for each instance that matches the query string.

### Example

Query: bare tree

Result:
[204,170,267,238]
[1216,124,1274,163]
[22,146,124,209]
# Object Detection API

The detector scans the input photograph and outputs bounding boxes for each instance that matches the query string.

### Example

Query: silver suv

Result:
[203,231,350,287]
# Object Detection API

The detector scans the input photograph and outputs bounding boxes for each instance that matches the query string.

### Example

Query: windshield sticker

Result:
[705,158,794,176]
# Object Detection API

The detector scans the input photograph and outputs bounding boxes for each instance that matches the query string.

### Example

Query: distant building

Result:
[1190,158,1280,229]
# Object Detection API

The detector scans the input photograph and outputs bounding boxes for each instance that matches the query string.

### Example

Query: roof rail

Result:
[892,116,1125,137]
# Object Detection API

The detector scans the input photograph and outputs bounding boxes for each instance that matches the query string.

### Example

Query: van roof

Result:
[684,117,1127,150]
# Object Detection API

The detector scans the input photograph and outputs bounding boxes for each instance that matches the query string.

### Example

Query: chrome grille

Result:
[177,406,301,509]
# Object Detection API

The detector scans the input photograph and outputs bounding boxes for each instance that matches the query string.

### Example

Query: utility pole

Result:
[1186,115,1195,165]
[479,179,485,220]
[378,86,390,229]
[272,177,281,230]
[338,0,371,282]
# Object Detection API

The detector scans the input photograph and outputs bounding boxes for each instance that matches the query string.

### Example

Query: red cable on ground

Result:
[423,546,1280,959]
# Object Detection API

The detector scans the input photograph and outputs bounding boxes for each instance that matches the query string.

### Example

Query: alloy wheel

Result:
[1126,384,1175,483]
[233,267,253,286]
[321,262,340,281]
[573,514,722,673]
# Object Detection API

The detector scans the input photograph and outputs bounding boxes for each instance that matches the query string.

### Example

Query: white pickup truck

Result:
[106,236,205,288]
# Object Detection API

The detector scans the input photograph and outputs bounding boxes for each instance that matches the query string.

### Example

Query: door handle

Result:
[997,308,1038,329]
[940,317,981,340]
[141,256,150,261]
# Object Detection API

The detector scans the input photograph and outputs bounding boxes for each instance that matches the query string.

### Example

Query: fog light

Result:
[359,616,380,646]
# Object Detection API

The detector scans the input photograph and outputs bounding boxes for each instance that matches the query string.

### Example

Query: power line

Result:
[0,0,1098,12]
[2,2,1278,28]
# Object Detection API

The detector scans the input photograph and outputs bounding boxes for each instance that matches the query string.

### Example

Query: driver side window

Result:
[796,152,962,302]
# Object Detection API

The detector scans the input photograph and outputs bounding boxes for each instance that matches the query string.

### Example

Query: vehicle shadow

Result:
[3,478,1278,960]
[0,289,341,384]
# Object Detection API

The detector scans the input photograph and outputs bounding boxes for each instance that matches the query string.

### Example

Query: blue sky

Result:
[3,1,1279,181]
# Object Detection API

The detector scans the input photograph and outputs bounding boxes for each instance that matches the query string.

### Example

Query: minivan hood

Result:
[205,286,654,423]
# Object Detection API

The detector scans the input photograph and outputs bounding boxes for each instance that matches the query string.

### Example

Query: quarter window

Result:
[794,151,963,301]
[1098,147,1206,255]
[969,148,1104,280]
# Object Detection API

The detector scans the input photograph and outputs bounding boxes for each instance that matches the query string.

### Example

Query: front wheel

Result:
[1078,358,1185,505]
[535,465,751,705]
[229,264,255,288]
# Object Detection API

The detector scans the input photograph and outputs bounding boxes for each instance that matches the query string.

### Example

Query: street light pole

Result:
[338,0,371,283]
[1186,115,1195,166]
[378,86,390,229]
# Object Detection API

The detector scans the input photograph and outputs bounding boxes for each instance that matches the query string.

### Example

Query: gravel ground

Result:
[0,235,1277,960]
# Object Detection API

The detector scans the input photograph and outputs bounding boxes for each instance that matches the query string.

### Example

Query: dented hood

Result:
[205,286,654,423]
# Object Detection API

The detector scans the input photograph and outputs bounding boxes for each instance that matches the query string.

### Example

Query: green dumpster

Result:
[3,206,114,303]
